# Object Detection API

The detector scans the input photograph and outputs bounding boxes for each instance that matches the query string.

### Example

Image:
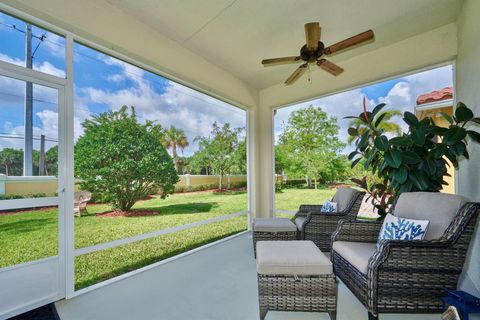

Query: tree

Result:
[347,106,402,144]
[163,126,189,172]
[194,122,244,189]
[347,101,480,219]
[277,106,346,188]
[188,151,211,175]
[231,138,247,174]
[45,146,58,176]
[0,148,23,176]
[74,106,179,211]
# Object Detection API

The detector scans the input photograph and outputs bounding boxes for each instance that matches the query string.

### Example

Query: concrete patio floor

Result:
[56,233,445,320]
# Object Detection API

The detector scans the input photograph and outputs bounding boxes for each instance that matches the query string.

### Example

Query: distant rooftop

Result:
[416,87,453,105]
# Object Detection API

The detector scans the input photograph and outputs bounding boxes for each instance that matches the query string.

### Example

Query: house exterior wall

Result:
[415,106,455,194]
[456,0,480,297]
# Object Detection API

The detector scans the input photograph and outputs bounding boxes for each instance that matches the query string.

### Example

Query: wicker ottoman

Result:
[252,218,298,256]
[256,241,337,320]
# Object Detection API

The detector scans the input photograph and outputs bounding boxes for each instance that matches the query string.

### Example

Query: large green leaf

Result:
[389,136,413,147]
[455,102,474,122]
[392,166,408,184]
[402,151,422,164]
[431,144,447,158]
[374,135,389,151]
[358,131,370,149]
[411,128,426,146]
[424,159,437,176]
[384,149,402,168]
[429,126,448,135]
[348,151,359,160]
[450,142,466,157]
[374,112,387,128]
[443,127,467,145]
[371,103,386,118]
[398,180,413,193]
[410,171,429,190]
[347,127,358,136]
[403,111,419,127]
[351,157,362,168]
[467,130,480,143]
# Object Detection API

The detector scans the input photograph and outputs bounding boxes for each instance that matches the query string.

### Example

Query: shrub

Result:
[348,101,480,219]
[74,106,179,211]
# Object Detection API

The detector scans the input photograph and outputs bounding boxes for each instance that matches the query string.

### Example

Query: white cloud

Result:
[0,52,65,78]
[76,58,246,155]
[275,65,453,154]
[106,74,124,82]
[34,61,65,78]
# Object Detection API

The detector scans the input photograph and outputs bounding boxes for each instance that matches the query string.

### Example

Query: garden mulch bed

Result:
[96,210,159,217]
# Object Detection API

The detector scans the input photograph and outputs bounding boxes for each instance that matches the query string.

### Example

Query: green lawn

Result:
[275,187,336,211]
[0,187,336,289]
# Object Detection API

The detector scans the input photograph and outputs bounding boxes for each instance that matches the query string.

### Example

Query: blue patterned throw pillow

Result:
[322,201,337,213]
[378,213,429,242]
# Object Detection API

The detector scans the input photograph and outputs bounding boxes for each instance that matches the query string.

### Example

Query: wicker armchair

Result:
[293,188,365,251]
[331,192,480,320]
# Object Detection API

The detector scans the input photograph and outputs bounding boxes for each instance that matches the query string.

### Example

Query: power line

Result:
[1,20,244,115]
[0,134,58,142]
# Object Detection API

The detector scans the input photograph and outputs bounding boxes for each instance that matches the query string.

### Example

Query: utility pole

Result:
[39,134,45,175]
[23,23,33,176]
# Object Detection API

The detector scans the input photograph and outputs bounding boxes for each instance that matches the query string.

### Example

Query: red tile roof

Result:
[416,87,453,105]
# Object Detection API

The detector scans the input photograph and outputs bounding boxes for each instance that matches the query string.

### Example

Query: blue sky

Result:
[1,11,453,157]
[0,12,246,156]
[275,65,454,153]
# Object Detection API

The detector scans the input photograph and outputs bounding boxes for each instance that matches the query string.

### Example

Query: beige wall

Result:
[5,180,58,196]
[1,175,249,197]
[415,106,455,194]
[456,0,480,296]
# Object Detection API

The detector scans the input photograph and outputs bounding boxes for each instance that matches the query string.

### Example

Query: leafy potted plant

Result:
[347,98,480,220]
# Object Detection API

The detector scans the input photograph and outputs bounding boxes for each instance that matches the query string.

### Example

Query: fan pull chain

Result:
[307,64,312,84]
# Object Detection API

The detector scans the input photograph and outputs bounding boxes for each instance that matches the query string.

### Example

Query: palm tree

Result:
[347,109,403,144]
[163,126,189,171]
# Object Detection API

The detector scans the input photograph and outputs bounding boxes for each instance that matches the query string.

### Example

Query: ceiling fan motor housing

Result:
[300,41,325,62]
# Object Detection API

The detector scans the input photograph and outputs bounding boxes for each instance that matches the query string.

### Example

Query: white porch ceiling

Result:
[107,0,463,89]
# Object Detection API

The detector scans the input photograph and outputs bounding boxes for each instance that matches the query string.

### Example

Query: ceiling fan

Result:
[261,23,375,85]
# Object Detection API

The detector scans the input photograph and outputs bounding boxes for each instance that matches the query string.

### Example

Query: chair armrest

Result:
[298,204,324,213]
[370,239,460,270]
[331,220,382,243]
[294,205,323,220]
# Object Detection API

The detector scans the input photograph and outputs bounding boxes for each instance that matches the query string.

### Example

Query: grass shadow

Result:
[211,190,247,196]
[0,218,56,234]
[90,202,219,217]
[142,202,218,215]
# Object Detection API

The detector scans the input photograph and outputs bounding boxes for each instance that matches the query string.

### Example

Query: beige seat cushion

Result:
[332,241,377,275]
[332,187,359,212]
[256,241,332,275]
[294,217,305,230]
[253,218,297,232]
[394,192,469,240]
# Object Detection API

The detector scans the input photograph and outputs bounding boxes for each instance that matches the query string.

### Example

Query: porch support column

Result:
[248,104,275,220]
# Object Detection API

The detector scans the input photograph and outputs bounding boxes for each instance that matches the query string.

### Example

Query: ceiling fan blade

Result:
[317,59,344,76]
[324,29,374,55]
[305,22,321,50]
[285,63,308,85]
[262,56,302,66]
